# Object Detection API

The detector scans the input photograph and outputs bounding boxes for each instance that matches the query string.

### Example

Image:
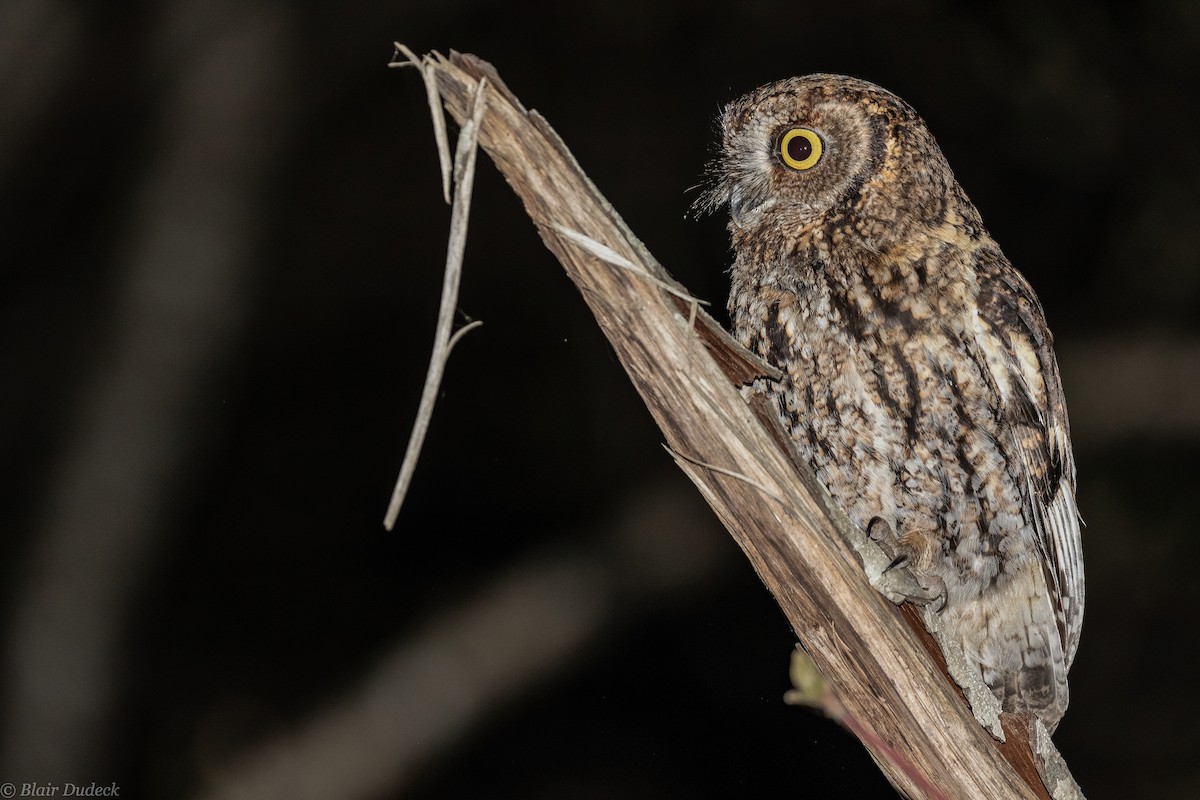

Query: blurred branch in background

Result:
[192,482,728,800]
[0,2,294,779]
[0,1,84,185]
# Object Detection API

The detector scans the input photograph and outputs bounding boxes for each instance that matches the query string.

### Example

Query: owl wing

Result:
[971,248,1084,670]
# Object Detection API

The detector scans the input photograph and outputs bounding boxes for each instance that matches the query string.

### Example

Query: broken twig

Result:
[383,75,488,530]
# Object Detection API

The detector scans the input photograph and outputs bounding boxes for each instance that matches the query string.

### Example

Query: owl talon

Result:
[865,518,946,609]
[867,516,902,554]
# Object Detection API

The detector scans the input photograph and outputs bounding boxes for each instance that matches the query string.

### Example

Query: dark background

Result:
[3,1,1199,797]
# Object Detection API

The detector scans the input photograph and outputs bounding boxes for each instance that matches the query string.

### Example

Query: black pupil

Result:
[787,134,812,163]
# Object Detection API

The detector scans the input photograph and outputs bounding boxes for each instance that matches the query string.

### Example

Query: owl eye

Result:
[779,128,824,171]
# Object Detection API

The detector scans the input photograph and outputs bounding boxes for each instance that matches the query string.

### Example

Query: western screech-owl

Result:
[699,74,1083,732]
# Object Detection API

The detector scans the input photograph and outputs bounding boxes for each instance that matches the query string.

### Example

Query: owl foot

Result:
[865,517,946,610]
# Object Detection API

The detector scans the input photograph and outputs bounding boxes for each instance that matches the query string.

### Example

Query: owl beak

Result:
[728,183,767,228]
[729,185,751,227]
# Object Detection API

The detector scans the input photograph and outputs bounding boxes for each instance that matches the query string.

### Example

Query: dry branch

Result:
[396,46,1082,799]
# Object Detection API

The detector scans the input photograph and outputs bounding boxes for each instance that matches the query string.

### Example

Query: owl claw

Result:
[865,517,947,610]
[873,520,902,551]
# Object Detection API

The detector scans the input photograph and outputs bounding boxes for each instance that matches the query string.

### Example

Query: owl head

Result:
[698,74,960,250]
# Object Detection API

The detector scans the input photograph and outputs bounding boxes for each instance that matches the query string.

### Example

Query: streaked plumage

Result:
[700,74,1083,731]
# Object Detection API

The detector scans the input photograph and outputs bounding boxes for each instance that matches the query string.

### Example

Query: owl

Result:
[698,75,1083,732]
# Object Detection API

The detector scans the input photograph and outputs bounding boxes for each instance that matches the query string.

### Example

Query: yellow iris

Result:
[779,128,823,171]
